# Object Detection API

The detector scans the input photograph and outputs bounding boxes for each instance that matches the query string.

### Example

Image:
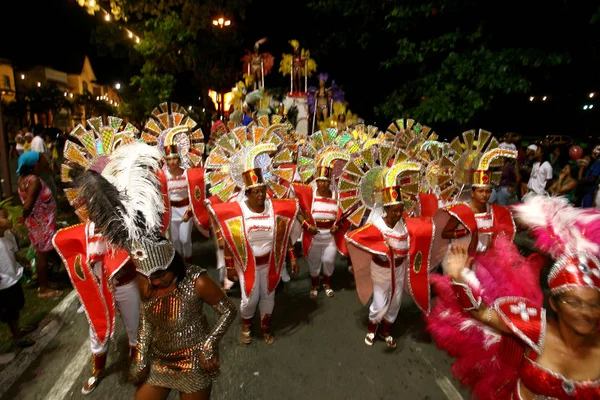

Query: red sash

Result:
[186,168,209,237]
[418,193,439,217]
[345,217,434,314]
[293,183,350,257]
[53,224,130,346]
[207,198,299,296]
[444,203,516,253]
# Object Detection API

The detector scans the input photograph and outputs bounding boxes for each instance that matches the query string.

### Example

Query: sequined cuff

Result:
[202,296,237,360]
[131,310,150,376]
[451,269,483,311]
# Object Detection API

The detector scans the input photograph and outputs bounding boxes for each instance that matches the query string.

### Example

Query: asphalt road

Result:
[2,233,469,400]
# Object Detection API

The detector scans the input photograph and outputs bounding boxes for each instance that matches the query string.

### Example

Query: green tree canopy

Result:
[308,0,586,125]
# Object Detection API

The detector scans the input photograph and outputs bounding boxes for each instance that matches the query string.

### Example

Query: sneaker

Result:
[364,332,375,346]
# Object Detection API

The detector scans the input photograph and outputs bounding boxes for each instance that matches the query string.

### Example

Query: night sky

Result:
[2,0,600,140]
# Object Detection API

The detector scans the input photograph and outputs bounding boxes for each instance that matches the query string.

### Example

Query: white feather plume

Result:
[101,142,165,243]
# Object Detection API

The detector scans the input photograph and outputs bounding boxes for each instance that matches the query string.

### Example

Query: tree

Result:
[88,0,251,119]
[21,84,72,127]
[308,0,580,125]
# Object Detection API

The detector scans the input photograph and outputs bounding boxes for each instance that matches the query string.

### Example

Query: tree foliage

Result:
[308,0,575,124]
[92,0,251,119]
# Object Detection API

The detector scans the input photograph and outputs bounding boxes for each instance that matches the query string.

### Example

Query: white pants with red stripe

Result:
[238,263,275,319]
[170,205,193,258]
[368,262,405,324]
[307,233,337,277]
[90,279,140,354]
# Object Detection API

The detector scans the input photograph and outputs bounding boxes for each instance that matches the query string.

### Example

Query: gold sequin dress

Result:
[131,265,237,393]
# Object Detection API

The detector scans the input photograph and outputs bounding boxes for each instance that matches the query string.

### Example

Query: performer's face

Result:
[167,157,180,170]
[552,288,600,336]
[471,187,491,205]
[384,204,404,227]
[316,180,330,192]
[150,269,175,288]
[247,186,267,208]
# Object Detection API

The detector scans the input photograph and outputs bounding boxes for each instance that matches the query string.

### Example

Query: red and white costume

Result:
[426,196,600,400]
[158,167,209,259]
[293,184,350,280]
[53,223,140,392]
[207,197,299,320]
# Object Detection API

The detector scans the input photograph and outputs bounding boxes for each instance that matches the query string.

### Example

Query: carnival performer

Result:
[242,38,274,90]
[437,147,517,261]
[344,161,436,349]
[279,40,316,94]
[207,143,300,345]
[142,103,210,263]
[426,195,600,399]
[76,142,236,400]
[57,117,144,395]
[294,152,351,298]
[54,223,139,395]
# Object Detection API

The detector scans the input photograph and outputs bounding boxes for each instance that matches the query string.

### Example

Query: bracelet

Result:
[287,249,296,261]
[453,229,468,239]
[302,220,311,230]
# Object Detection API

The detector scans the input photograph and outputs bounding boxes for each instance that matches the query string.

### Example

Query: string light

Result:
[69,93,74,98]
[20,74,25,80]
[105,13,110,21]
[64,92,68,97]
[529,96,535,102]
[590,93,596,99]
[37,82,41,87]
[542,96,548,101]
[135,37,140,44]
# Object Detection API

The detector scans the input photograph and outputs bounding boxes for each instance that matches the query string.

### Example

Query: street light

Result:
[20,74,25,80]
[37,82,41,87]
[212,17,231,28]
[115,83,121,90]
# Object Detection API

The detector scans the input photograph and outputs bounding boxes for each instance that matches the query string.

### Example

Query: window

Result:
[82,81,89,93]
[3,75,10,90]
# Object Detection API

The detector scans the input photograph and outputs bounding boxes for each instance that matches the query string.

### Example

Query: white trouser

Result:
[307,234,337,277]
[90,279,140,354]
[170,205,193,258]
[239,263,275,319]
[369,262,405,324]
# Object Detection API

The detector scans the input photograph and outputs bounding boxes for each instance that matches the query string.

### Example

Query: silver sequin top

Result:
[132,265,237,392]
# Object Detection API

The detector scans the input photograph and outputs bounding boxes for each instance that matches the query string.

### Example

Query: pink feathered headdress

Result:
[513,195,600,294]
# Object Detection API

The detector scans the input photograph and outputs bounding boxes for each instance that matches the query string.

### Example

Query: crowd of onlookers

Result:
[491,140,600,208]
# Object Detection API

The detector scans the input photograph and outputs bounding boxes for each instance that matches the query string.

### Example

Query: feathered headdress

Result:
[514,195,600,295]
[141,102,204,168]
[75,142,175,276]
[61,116,138,222]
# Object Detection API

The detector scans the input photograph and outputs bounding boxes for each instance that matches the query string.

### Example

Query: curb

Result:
[0,290,79,399]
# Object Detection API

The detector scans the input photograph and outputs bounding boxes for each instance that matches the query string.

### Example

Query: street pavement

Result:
[1,233,469,400]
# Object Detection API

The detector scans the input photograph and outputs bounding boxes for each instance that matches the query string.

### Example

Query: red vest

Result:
[207,198,299,296]
[53,224,131,346]
[345,217,435,314]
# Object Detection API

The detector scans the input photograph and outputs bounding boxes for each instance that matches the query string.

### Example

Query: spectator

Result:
[0,209,36,347]
[16,152,62,298]
[579,145,600,208]
[519,144,537,197]
[527,146,553,195]
[15,134,24,156]
[23,132,33,153]
[494,143,520,205]
[548,164,578,203]
[29,128,48,156]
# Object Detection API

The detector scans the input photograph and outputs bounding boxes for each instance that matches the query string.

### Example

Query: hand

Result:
[199,352,220,374]
[308,225,319,235]
[16,216,24,225]
[129,366,149,386]
[330,225,339,235]
[226,268,237,282]
[181,210,192,223]
[446,244,470,280]
[290,259,299,277]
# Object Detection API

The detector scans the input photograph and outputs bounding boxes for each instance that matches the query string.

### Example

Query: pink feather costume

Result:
[425,195,600,399]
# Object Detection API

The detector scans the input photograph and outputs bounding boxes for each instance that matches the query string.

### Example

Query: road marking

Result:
[0,290,78,399]
[415,346,464,400]
[46,339,90,400]
[436,376,464,400]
